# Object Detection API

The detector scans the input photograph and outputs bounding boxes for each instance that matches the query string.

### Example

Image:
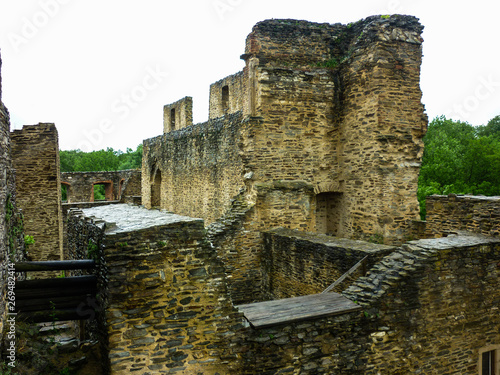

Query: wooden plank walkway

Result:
[236,293,362,329]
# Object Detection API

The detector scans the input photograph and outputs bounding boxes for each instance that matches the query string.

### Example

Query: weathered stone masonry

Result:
[261,228,396,299]
[4,15,500,375]
[10,123,64,262]
[68,204,500,374]
[144,15,427,242]
[343,235,500,374]
[425,194,500,238]
[143,15,428,304]
[66,205,244,375]
[0,52,26,342]
[61,169,141,203]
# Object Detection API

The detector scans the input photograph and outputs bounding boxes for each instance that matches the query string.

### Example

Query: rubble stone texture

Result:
[61,169,141,203]
[66,205,500,374]
[426,194,500,237]
[0,52,26,343]
[143,15,427,304]
[144,15,427,243]
[10,123,64,261]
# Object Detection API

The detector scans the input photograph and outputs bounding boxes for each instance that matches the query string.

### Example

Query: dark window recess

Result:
[170,108,176,130]
[222,85,229,113]
[482,350,495,375]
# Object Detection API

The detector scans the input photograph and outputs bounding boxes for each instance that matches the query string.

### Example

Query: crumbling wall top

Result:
[243,15,424,66]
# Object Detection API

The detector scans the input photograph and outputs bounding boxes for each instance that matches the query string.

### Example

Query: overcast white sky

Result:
[0,0,499,151]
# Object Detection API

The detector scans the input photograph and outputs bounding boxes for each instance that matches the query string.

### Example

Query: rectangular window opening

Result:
[93,184,107,201]
[222,85,229,113]
[170,108,176,131]
[480,347,500,375]
[92,181,113,202]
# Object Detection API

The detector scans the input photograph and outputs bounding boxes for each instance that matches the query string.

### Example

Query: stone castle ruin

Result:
[143,16,427,244]
[1,15,500,375]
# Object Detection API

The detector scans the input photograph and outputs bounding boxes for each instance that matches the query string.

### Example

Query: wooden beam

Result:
[15,260,95,272]
[16,285,97,300]
[16,294,94,311]
[16,275,97,290]
[17,308,97,323]
[322,256,368,294]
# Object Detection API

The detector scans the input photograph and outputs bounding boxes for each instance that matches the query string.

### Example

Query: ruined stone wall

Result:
[228,235,500,374]
[148,16,426,245]
[61,169,141,203]
[244,19,343,66]
[241,16,427,243]
[70,205,244,374]
[10,124,63,262]
[142,112,245,223]
[67,203,500,374]
[208,71,245,119]
[142,15,427,304]
[163,96,192,133]
[425,194,500,237]
[0,55,26,345]
[336,16,427,242]
[262,228,396,299]
[343,235,500,374]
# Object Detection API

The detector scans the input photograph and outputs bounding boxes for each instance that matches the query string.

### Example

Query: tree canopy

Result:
[418,115,500,218]
[60,144,143,172]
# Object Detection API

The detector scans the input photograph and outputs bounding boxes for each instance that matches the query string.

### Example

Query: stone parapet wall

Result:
[229,235,500,374]
[10,124,63,262]
[65,203,500,374]
[262,228,396,299]
[425,194,500,237]
[61,169,141,203]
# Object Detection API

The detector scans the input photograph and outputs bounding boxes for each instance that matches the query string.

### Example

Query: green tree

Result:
[418,115,500,219]
[60,144,142,172]
[478,115,500,138]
